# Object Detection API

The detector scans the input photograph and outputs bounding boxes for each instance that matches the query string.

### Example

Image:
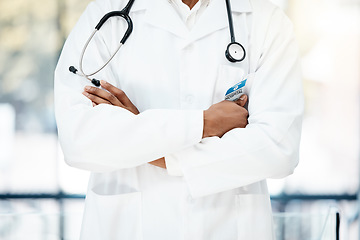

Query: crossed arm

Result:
[82,80,249,169]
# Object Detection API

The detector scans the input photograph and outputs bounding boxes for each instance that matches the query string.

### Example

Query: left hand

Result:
[82,80,139,114]
[82,80,166,169]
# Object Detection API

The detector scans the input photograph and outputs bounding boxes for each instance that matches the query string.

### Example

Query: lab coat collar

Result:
[143,0,189,38]
[131,0,147,12]
[131,0,252,13]
[131,0,252,40]
[185,0,252,46]
[231,0,252,13]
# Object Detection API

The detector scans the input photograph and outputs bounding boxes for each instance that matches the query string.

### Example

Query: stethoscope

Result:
[69,0,246,86]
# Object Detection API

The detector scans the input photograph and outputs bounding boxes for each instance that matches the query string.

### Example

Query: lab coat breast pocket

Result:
[236,194,275,239]
[80,190,143,240]
[212,65,246,104]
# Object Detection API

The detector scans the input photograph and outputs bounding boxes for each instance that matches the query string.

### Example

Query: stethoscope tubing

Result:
[225,0,235,43]
[70,0,246,86]
[79,29,124,78]
[69,0,135,85]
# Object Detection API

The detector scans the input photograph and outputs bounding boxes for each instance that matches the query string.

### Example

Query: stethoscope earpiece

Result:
[69,66,101,87]
[91,79,101,87]
[225,42,246,63]
[69,66,78,74]
[68,0,135,86]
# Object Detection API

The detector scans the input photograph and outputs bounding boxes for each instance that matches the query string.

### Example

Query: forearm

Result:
[56,87,203,172]
[150,96,249,170]
[171,109,302,197]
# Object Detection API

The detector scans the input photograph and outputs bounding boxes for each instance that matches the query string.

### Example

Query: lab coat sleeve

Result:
[167,9,304,197]
[54,2,203,172]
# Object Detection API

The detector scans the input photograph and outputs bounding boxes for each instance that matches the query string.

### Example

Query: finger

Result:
[82,91,112,105]
[100,80,134,107]
[84,85,124,107]
[234,94,248,107]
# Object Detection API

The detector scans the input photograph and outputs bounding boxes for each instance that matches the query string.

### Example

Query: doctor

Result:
[54,0,303,239]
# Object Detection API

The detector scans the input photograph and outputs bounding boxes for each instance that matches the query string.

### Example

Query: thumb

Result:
[234,94,248,107]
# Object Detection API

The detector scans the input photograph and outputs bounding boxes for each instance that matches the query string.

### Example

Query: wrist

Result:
[202,110,212,138]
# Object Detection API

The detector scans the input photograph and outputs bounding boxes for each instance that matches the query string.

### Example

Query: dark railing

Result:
[0,192,355,240]
[0,192,356,201]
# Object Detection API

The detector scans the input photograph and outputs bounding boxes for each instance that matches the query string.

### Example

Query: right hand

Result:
[203,95,248,138]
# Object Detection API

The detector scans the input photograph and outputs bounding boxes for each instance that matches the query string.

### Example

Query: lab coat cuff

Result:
[170,146,207,197]
[165,110,203,177]
[170,137,222,198]
[165,155,183,176]
[183,109,204,146]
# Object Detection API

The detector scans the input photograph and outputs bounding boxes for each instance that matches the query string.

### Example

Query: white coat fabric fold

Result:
[54,0,303,238]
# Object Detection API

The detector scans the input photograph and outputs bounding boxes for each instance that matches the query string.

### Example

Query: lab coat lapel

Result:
[144,0,189,39]
[185,0,252,46]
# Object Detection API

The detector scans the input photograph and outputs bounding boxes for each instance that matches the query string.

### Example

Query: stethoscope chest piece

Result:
[225,42,246,63]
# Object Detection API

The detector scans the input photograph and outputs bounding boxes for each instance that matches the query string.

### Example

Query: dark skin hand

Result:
[83,80,140,114]
[82,80,165,168]
[83,80,248,169]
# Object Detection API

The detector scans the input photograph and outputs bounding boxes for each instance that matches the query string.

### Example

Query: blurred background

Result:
[0,0,359,239]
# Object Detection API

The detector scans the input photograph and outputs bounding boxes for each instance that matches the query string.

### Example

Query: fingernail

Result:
[84,86,91,91]
[82,91,89,97]
[240,97,245,100]
[100,80,107,85]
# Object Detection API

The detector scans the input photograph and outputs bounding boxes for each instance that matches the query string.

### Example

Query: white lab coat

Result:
[54,0,303,239]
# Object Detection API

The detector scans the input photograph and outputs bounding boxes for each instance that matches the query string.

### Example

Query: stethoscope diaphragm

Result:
[225,42,246,63]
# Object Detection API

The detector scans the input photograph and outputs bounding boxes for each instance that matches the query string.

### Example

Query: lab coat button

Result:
[186,95,194,104]
[186,43,194,51]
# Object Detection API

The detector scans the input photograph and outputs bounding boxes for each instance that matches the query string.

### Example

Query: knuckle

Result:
[116,89,125,98]
[106,93,114,101]
[108,94,116,101]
